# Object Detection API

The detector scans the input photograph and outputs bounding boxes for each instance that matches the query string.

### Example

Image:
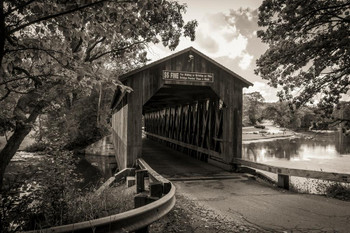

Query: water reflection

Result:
[243,132,350,194]
[243,132,350,163]
[335,131,350,154]
[84,154,118,179]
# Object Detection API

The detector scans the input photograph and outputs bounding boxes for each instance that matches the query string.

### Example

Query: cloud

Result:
[146,7,268,85]
[226,8,259,37]
[239,53,254,70]
[195,9,260,70]
[196,30,219,53]
[244,81,279,102]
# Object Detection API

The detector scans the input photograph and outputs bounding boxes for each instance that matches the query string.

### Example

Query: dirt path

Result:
[151,192,265,233]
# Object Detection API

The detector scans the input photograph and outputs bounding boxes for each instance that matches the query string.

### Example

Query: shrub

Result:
[324,183,350,201]
[1,150,133,232]
[23,141,48,152]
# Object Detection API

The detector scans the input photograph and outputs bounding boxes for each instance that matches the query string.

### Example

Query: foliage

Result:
[1,150,133,232]
[0,0,197,189]
[261,101,350,130]
[23,141,47,152]
[333,102,350,134]
[66,184,133,225]
[1,150,79,231]
[255,0,350,116]
[38,85,114,150]
[243,92,265,126]
[324,183,350,201]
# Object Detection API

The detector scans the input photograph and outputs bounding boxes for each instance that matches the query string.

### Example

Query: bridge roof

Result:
[119,47,253,86]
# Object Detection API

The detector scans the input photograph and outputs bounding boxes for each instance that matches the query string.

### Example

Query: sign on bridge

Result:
[163,70,214,83]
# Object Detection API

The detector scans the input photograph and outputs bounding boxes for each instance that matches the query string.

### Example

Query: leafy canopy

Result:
[255,0,350,115]
[0,0,197,190]
[1,0,197,100]
[0,0,197,134]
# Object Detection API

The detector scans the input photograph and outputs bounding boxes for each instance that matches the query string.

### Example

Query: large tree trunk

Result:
[0,103,43,191]
[0,0,5,66]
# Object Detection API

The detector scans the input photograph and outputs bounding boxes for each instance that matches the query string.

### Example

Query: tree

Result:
[0,0,197,190]
[255,0,350,116]
[262,102,302,129]
[243,91,265,125]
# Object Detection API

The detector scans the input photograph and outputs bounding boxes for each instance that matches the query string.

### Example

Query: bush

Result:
[23,141,48,152]
[325,183,350,201]
[1,150,133,232]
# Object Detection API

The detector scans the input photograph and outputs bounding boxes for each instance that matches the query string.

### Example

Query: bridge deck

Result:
[142,138,239,179]
[142,138,350,232]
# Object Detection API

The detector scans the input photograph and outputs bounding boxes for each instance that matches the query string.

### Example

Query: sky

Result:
[146,0,278,102]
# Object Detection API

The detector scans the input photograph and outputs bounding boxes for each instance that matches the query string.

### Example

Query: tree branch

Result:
[0,87,11,102]
[13,66,42,86]
[84,36,106,62]
[6,47,64,54]
[9,0,133,34]
[0,77,28,85]
[88,40,145,62]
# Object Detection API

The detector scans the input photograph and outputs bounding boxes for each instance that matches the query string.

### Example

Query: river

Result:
[242,131,350,193]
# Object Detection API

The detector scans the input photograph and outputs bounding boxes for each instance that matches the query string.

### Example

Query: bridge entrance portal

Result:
[111,47,252,170]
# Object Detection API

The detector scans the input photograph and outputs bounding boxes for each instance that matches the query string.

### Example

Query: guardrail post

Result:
[134,193,149,233]
[136,169,148,193]
[126,176,136,187]
[134,193,148,208]
[150,182,163,198]
[277,174,289,190]
[163,182,171,194]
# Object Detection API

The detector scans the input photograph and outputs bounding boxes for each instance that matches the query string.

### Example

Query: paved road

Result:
[142,138,350,232]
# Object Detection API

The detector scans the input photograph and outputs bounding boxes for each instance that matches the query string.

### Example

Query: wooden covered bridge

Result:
[110,47,252,170]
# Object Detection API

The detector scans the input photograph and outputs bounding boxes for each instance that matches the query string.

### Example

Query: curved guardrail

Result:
[25,159,176,233]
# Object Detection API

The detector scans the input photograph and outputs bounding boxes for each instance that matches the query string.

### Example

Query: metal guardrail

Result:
[25,160,176,233]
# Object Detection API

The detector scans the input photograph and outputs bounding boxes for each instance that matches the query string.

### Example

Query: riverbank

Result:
[242,125,295,143]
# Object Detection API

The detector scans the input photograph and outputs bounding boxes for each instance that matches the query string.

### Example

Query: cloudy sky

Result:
[146,0,279,102]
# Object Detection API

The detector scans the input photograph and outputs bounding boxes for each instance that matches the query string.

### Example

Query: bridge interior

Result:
[141,138,228,178]
[143,85,224,163]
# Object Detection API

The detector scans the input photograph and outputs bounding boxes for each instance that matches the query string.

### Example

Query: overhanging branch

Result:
[9,0,134,34]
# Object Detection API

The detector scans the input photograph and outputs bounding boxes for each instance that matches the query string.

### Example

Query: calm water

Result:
[242,132,350,193]
[242,132,350,173]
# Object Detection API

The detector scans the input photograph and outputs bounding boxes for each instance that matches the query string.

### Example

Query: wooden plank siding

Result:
[111,47,251,169]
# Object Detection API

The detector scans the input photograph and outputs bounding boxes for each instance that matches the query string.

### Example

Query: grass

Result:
[324,183,350,201]
[22,181,135,231]
[63,182,134,225]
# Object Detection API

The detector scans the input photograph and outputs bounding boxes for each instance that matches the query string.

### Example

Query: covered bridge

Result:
[110,47,252,170]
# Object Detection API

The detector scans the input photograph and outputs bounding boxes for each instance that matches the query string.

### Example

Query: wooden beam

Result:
[232,158,350,183]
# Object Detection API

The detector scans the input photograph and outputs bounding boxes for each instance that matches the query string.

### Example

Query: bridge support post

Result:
[277,174,289,190]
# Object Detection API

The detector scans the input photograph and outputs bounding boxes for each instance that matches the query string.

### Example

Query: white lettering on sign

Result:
[163,70,214,83]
